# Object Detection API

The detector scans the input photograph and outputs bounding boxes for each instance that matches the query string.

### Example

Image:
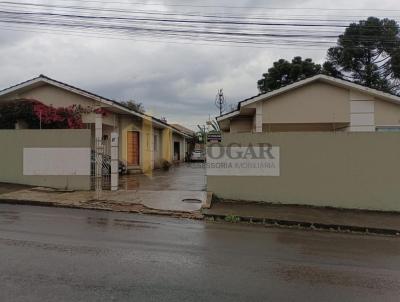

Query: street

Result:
[0,204,400,302]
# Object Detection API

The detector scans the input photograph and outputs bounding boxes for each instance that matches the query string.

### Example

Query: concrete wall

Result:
[161,128,173,163]
[0,129,91,190]
[230,118,253,133]
[261,123,348,132]
[261,82,350,124]
[2,84,93,108]
[153,129,163,169]
[142,118,154,174]
[374,99,400,126]
[207,132,400,212]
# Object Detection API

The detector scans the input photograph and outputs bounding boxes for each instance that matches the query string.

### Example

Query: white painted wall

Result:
[23,148,90,176]
[349,100,375,132]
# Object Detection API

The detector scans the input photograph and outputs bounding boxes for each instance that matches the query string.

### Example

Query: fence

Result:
[91,137,111,191]
[0,129,91,190]
[207,132,400,212]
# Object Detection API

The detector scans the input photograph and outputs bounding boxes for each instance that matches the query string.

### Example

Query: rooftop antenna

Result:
[215,89,226,116]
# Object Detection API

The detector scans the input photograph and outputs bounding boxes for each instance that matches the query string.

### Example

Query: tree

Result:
[257,56,322,93]
[326,17,400,94]
[196,125,207,143]
[209,120,220,132]
[120,100,145,113]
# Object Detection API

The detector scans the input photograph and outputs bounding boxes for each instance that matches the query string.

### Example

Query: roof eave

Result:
[216,110,240,122]
[0,75,188,133]
[238,74,400,110]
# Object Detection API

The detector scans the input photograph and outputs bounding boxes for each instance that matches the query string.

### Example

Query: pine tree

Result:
[326,17,400,94]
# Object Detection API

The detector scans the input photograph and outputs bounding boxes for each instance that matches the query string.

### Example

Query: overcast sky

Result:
[0,0,398,130]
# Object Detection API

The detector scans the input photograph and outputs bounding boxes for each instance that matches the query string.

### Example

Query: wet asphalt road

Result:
[0,204,400,302]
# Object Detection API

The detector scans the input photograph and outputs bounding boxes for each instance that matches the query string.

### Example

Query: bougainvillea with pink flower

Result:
[0,99,107,129]
[32,101,83,129]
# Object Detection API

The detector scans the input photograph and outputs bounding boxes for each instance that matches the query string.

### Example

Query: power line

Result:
[0,9,397,43]
[6,0,400,12]
[0,8,396,35]
[1,2,398,28]
[0,24,334,50]
[2,2,400,19]
[0,2,398,50]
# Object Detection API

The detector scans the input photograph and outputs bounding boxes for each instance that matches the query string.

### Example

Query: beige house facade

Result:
[218,75,400,133]
[0,75,191,173]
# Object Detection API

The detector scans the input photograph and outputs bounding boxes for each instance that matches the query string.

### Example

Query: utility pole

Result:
[215,89,226,116]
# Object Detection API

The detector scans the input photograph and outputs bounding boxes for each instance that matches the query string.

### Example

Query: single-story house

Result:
[217,74,400,133]
[210,74,400,212]
[171,124,196,160]
[0,75,191,173]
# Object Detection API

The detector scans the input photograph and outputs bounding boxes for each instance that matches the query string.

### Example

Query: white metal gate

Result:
[91,137,111,191]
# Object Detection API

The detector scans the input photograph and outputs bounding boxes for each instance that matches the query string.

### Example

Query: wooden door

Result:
[127,131,140,166]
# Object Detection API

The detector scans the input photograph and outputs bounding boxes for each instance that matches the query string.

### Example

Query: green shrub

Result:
[162,160,172,171]
[224,214,240,223]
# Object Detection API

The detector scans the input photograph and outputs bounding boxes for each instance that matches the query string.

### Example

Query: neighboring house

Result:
[217,74,400,133]
[170,124,195,137]
[0,75,191,173]
[171,124,196,159]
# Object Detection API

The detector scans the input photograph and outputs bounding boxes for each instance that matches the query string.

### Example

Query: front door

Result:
[174,141,180,161]
[127,131,140,166]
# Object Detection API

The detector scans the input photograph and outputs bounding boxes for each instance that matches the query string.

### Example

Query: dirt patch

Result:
[0,183,33,194]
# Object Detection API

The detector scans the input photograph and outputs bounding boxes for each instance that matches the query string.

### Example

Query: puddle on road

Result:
[119,176,140,191]
[0,210,20,224]
[85,216,160,230]
[274,264,400,291]
[86,217,110,228]
[113,220,158,230]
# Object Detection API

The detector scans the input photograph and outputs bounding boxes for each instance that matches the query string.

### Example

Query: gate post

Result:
[111,132,119,191]
[95,114,103,197]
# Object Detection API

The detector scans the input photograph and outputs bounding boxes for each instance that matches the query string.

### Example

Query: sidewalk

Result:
[0,184,206,219]
[202,201,400,236]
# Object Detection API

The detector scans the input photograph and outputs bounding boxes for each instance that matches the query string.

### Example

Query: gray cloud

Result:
[0,0,398,129]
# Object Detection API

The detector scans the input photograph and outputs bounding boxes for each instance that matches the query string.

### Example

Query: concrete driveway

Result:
[117,162,207,213]
[119,163,206,191]
[0,163,207,216]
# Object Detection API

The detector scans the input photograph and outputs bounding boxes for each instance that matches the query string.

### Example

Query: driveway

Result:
[119,163,206,191]
[0,164,207,215]
[118,163,207,213]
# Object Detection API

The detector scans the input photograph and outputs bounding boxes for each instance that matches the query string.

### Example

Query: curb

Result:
[203,213,400,236]
[0,198,76,209]
[0,199,204,220]
[3,198,398,235]
[201,192,213,210]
